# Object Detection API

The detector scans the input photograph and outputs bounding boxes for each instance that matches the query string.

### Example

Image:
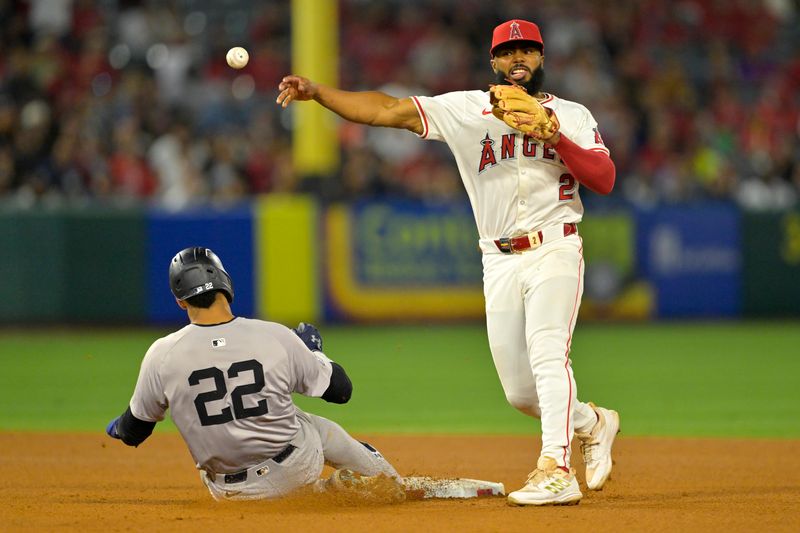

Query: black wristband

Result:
[117,406,156,447]
[321,362,352,404]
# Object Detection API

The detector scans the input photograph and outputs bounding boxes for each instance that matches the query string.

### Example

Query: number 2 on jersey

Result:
[188,359,268,426]
[558,174,576,201]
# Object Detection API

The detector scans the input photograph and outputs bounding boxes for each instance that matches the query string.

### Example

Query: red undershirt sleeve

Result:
[553,134,616,195]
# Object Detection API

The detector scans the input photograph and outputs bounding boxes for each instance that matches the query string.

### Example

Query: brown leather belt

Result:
[494,223,578,254]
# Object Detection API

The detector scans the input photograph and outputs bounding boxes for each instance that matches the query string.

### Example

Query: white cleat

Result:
[507,456,582,506]
[577,403,620,491]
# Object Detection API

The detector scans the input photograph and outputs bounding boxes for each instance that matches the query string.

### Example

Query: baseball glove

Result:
[489,84,560,141]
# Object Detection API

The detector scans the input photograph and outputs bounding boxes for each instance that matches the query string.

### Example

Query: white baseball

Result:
[226,47,249,69]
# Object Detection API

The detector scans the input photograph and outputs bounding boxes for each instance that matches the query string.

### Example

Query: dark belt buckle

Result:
[497,237,515,254]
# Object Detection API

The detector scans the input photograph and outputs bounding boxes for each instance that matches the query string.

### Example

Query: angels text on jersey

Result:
[478,132,561,173]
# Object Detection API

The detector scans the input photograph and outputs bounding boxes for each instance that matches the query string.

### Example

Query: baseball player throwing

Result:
[277,19,620,506]
[105,246,403,502]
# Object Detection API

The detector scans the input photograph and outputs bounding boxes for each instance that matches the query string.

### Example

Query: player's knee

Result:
[505,394,541,418]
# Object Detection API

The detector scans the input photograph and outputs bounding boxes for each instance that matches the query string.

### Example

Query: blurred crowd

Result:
[0,0,798,210]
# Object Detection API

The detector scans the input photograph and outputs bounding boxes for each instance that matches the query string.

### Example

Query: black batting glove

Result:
[293,322,323,351]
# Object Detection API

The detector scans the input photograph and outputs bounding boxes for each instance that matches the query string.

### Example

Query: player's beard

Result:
[494,66,546,95]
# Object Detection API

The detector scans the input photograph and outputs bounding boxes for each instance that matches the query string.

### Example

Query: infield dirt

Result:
[2,433,798,532]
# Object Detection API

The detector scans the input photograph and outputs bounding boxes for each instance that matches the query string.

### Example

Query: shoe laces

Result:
[525,468,547,485]
[526,463,569,485]
[580,440,595,464]
[580,410,604,447]
[580,424,601,465]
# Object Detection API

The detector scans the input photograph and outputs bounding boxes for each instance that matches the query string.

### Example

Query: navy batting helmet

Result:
[169,247,234,303]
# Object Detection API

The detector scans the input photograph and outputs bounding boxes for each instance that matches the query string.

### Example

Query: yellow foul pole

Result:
[291,0,339,177]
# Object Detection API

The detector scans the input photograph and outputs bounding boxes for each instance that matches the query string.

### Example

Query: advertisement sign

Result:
[580,213,653,320]
[636,204,741,317]
[324,200,485,321]
[146,206,255,323]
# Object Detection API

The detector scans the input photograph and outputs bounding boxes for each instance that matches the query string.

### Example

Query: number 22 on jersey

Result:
[188,359,268,426]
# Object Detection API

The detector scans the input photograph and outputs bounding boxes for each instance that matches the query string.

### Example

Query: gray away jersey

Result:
[128,317,333,473]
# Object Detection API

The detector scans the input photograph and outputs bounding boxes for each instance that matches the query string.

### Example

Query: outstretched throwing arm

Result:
[277,75,423,134]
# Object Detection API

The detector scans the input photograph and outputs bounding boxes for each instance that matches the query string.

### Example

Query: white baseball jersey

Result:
[411,88,611,469]
[410,91,609,239]
[128,317,333,473]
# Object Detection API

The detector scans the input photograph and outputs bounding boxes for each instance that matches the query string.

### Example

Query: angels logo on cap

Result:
[490,19,544,56]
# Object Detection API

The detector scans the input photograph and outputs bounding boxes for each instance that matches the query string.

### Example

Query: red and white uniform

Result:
[411,90,607,467]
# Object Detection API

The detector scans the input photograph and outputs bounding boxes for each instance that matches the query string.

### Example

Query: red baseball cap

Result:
[490,19,544,56]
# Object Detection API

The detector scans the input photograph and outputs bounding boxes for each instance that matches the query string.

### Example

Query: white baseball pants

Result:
[481,234,597,468]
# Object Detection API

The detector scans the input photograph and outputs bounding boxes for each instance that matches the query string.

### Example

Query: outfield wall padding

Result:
[3,201,800,324]
[742,210,800,316]
[1,207,145,322]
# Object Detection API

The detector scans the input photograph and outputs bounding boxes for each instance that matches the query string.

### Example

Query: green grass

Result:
[568,321,800,437]
[1,322,798,437]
